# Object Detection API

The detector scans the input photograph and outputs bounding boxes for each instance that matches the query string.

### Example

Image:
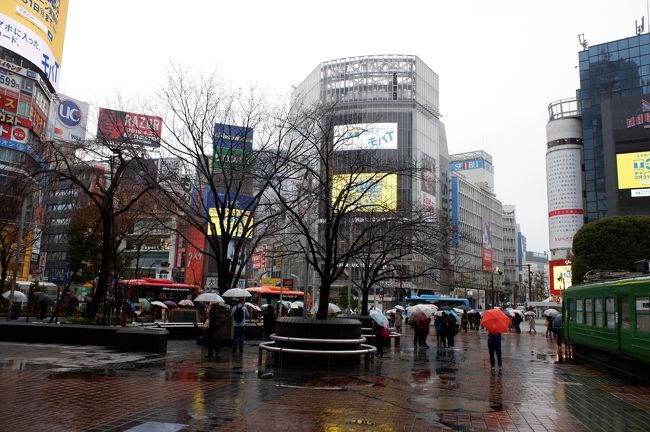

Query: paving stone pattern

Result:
[0,328,648,431]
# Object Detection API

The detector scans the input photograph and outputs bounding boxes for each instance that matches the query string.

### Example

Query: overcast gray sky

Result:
[58,0,650,253]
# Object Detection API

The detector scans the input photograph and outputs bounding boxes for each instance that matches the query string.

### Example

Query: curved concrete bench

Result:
[259,335,377,368]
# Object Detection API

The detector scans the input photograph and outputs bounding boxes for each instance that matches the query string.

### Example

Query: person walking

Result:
[373,321,389,357]
[545,316,554,338]
[206,304,227,359]
[417,315,431,348]
[513,313,523,334]
[443,313,456,349]
[528,314,537,333]
[394,310,403,335]
[487,332,503,370]
[231,298,249,353]
[434,314,445,349]
[263,304,276,341]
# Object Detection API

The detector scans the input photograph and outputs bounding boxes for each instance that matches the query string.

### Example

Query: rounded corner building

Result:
[291,54,451,299]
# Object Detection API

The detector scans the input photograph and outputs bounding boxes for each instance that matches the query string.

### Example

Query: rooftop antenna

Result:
[578,34,588,51]
[636,17,645,35]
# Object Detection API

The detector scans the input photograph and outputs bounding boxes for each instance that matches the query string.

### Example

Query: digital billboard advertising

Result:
[333,123,398,151]
[616,151,650,191]
[212,123,253,170]
[48,94,88,142]
[549,259,572,296]
[203,190,255,238]
[0,1,69,91]
[331,173,397,212]
[97,108,162,147]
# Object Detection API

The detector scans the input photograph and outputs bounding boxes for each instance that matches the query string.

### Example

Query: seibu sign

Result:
[97,108,162,147]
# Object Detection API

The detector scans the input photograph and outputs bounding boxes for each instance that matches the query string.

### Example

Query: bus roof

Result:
[406,295,468,301]
[118,278,200,290]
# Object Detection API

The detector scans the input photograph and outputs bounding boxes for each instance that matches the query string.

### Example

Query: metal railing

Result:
[258,334,377,367]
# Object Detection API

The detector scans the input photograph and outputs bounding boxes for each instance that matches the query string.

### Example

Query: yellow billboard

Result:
[617,151,650,189]
[332,173,397,212]
[0,1,69,90]
[208,208,253,238]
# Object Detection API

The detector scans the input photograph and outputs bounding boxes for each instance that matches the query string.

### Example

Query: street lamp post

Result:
[491,266,502,307]
[148,261,160,278]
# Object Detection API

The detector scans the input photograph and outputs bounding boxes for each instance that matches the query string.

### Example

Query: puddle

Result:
[409,395,505,413]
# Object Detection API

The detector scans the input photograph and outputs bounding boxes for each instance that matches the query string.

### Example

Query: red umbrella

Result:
[481,308,510,334]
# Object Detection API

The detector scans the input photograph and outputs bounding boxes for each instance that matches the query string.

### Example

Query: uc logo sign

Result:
[57,99,82,127]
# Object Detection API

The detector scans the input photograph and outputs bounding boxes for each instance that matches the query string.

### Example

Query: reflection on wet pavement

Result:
[0,329,649,431]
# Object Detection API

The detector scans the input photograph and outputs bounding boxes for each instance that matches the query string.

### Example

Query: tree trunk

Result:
[90,214,114,320]
[361,286,370,316]
[316,280,331,319]
[0,264,7,293]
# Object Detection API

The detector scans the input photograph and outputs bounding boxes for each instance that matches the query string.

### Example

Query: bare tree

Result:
[268,103,448,319]
[344,210,455,315]
[150,67,290,294]
[45,137,157,320]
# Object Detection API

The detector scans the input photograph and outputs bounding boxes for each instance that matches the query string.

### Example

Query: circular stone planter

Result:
[272,317,365,366]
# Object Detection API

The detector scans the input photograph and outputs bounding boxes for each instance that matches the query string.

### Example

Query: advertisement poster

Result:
[332,173,397,212]
[212,123,253,170]
[549,259,572,296]
[616,151,650,189]
[334,123,398,151]
[97,108,162,147]
[481,219,493,272]
[48,94,88,142]
[0,1,69,90]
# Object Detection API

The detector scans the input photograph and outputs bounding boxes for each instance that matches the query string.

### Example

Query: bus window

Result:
[636,297,650,332]
[605,298,615,328]
[576,299,584,324]
[621,296,631,330]
[594,298,603,327]
[585,298,593,326]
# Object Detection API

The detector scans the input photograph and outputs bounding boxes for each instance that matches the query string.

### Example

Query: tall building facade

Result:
[449,151,504,308]
[547,31,650,293]
[290,55,450,299]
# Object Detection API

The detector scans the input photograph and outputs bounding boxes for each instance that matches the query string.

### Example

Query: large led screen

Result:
[331,173,397,212]
[333,123,397,151]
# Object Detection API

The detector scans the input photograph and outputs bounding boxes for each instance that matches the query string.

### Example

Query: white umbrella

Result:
[524,311,536,317]
[512,309,524,316]
[394,305,405,311]
[408,304,435,319]
[222,288,251,298]
[2,290,28,303]
[151,300,168,309]
[369,309,389,327]
[194,293,225,303]
[453,307,465,315]
[543,308,560,317]
[290,301,304,309]
[311,303,341,314]
[178,299,194,307]
[245,302,261,312]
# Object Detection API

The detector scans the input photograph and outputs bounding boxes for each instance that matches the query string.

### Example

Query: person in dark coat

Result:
[263,304,276,341]
[206,304,227,359]
[443,313,456,348]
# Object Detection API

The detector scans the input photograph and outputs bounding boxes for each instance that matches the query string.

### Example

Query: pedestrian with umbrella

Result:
[369,310,390,357]
[481,308,510,371]
[524,311,536,333]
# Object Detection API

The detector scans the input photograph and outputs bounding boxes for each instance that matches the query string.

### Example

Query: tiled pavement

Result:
[0,328,649,431]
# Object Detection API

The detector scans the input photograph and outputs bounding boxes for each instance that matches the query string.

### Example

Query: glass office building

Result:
[577,33,650,221]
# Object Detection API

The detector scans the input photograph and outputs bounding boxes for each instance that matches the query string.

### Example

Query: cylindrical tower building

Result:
[546,98,584,261]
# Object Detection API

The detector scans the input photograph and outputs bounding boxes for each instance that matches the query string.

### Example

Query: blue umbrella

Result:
[444,310,460,322]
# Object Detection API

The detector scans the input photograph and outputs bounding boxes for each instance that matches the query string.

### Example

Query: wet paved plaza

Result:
[1,328,649,431]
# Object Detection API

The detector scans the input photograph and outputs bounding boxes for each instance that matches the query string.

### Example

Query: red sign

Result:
[97,108,162,147]
[482,248,493,272]
[0,94,18,113]
[0,123,28,143]
[184,224,206,286]
[549,259,572,296]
